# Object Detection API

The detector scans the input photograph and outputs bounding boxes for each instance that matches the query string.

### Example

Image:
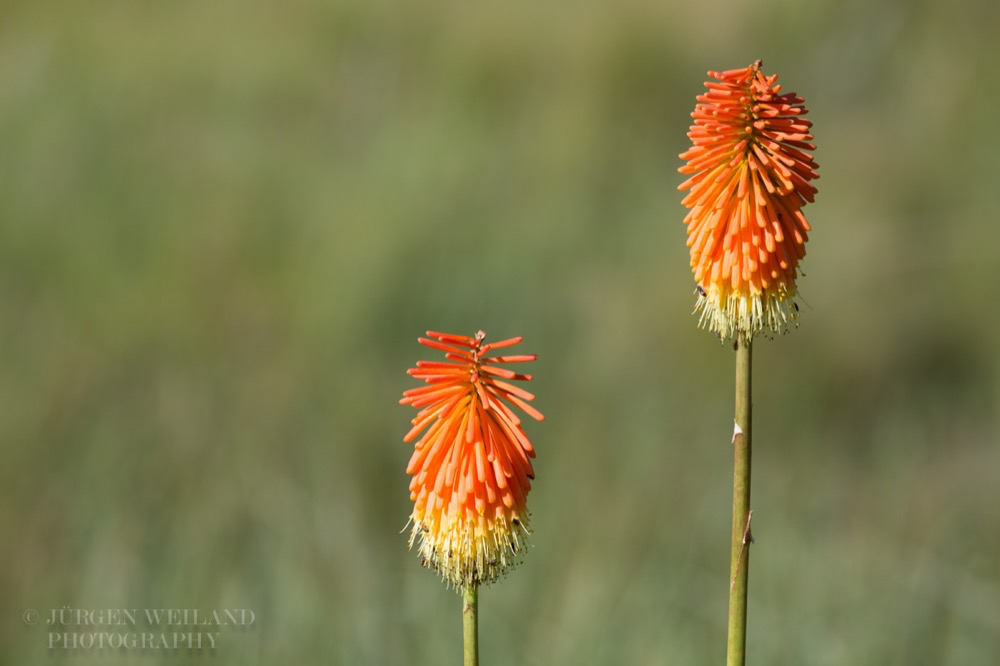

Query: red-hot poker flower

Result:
[678,61,819,341]
[400,330,543,588]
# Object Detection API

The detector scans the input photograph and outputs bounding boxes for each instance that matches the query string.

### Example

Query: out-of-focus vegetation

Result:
[2,0,999,663]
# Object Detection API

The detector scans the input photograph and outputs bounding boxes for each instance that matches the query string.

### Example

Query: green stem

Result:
[727,340,753,666]
[463,583,479,666]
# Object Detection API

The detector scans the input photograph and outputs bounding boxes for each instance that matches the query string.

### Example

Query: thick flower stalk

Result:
[678,60,819,342]
[401,330,543,589]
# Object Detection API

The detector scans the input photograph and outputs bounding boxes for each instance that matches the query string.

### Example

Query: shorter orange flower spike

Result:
[400,330,543,588]
[678,61,819,341]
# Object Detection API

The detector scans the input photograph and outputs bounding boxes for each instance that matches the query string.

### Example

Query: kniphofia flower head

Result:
[678,61,819,342]
[400,330,543,589]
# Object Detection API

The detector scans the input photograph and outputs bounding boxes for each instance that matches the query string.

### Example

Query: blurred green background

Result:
[3,0,999,664]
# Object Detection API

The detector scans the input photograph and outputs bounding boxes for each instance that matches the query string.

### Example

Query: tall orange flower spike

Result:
[400,330,543,588]
[678,61,819,341]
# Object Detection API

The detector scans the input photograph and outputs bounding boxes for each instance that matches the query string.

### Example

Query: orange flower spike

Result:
[678,61,819,341]
[401,330,543,589]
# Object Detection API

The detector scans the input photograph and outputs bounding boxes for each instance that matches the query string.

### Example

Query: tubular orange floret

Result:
[426,330,478,346]
[484,354,537,364]
[678,61,818,342]
[417,337,471,356]
[480,336,523,352]
[401,330,543,589]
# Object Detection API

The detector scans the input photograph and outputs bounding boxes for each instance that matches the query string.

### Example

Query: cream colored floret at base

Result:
[694,285,798,342]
